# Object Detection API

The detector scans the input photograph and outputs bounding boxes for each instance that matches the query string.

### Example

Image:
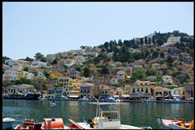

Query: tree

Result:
[160,52,165,58]
[75,65,82,72]
[146,69,156,76]
[23,67,29,72]
[119,44,130,62]
[140,38,143,46]
[152,35,155,44]
[152,51,159,58]
[118,39,123,46]
[82,66,90,77]
[15,78,31,85]
[148,38,151,44]
[167,56,174,63]
[101,65,109,74]
[43,71,50,78]
[24,57,33,62]
[40,57,46,62]
[156,39,164,46]
[51,59,58,65]
[34,52,44,60]
[145,37,148,44]
[162,68,168,75]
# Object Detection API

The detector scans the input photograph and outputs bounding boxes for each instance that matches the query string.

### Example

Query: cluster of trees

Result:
[15,78,31,85]
[34,52,46,62]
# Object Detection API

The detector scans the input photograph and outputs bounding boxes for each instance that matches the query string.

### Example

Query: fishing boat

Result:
[156,116,194,129]
[3,117,15,129]
[68,98,151,129]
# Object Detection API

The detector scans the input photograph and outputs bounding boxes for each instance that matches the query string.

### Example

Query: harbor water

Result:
[2,99,194,129]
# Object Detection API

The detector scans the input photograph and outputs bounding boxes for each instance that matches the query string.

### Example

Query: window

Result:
[133,88,135,93]
[146,88,148,93]
[137,88,139,92]
[141,88,144,92]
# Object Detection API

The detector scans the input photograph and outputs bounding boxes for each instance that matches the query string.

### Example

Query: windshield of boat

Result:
[101,111,119,120]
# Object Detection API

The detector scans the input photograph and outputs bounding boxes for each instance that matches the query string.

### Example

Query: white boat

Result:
[165,98,185,103]
[3,117,15,129]
[145,99,156,102]
[78,96,91,102]
[106,97,121,102]
[156,116,194,129]
[68,102,147,129]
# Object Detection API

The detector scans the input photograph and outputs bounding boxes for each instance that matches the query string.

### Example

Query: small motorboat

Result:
[145,98,156,102]
[68,97,151,129]
[156,116,194,129]
[106,96,121,102]
[78,96,91,102]
[3,117,15,129]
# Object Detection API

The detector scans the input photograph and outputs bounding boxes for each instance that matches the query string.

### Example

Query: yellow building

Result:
[70,83,81,95]
[50,73,63,79]
[134,80,150,86]
[16,71,23,79]
[152,63,160,69]
[58,76,71,95]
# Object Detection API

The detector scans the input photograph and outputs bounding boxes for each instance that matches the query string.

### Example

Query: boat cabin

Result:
[90,103,121,129]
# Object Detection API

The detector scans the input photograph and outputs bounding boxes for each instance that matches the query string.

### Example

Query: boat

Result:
[156,116,194,129]
[106,96,121,102]
[3,92,41,100]
[145,98,156,102]
[78,96,91,102]
[68,97,150,129]
[3,117,15,129]
[165,98,185,103]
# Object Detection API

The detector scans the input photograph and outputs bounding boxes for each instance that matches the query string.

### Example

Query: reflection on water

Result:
[3,100,194,129]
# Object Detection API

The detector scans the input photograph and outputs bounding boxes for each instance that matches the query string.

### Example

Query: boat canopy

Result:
[99,94,110,99]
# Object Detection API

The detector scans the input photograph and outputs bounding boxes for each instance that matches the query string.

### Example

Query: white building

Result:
[162,75,173,84]
[2,74,17,81]
[166,34,181,44]
[5,59,18,66]
[7,84,35,95]
[30,61,47,68]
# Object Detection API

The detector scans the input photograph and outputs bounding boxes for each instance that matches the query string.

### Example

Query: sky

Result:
[3,2,194,60]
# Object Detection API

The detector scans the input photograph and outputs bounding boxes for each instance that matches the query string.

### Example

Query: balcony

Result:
[130,93,151,97]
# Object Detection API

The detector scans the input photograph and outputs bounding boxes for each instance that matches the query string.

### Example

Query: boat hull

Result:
[3,93,41,100]
[170,123,189,129]
[3,122,14,129]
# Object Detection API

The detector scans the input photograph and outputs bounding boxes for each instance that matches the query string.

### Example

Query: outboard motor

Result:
[88,119,93,128]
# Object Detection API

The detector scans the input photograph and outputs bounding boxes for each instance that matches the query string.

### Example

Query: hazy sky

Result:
[3,2,194,60]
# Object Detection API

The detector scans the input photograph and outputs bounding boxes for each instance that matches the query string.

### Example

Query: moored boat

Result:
[68,97,151,129]
[156,116,194,129]
[3,117,15,129]
[3,92,41,100]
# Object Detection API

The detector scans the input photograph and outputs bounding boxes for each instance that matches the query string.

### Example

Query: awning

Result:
[172,95,180,97]
[121,95,130,97]
[68,95,79,98]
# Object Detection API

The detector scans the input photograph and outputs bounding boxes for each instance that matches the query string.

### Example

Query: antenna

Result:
[50,97,56,121]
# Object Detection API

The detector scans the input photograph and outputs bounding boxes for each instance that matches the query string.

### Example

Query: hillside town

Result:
[2,30,194,102]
